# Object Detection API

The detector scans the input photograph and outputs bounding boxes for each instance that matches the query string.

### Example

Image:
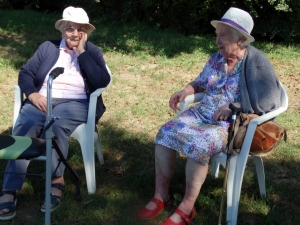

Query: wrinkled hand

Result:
[73,33,87,56]
[169,90,189,111]
[213,102,241,122]
[28,92,47,112]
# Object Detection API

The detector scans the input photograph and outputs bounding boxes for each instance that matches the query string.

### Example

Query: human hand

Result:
[169,90,189,111]
[73,32,87,55]
[213,102,241,122]
[28,92,47,112]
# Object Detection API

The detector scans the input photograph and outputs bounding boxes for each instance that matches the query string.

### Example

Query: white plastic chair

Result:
[13,65,113,194]
[179,82,288,225]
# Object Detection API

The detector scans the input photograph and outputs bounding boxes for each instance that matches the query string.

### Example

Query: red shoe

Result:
[137,197,172,220]
[162,207,196,225]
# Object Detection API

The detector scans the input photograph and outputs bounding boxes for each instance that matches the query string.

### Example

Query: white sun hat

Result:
[211,7,254,43]
[55,6,95,31]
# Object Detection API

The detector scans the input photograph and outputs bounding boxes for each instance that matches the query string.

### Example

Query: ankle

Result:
[153,193,170,203]
[0,190,16,202]
[51,176,64,184]
[0,195,14,202]
[177,206,194,217]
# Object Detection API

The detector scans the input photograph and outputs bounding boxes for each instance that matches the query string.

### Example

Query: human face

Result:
[63,22,88,49]
[215,24,241,59]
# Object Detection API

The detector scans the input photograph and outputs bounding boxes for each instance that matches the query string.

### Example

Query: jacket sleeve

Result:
[77,42,111,90]
[18,43,46,97]
[18,41,58,98]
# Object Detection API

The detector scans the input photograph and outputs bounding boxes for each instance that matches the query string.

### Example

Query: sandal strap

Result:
[49,194,61,208]
[51,183,65,192]
[0,191,17,214]
[0,201,16,212]
[42,194,61,210]
[174,207,195,224]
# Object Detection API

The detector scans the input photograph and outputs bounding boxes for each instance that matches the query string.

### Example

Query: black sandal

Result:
[0,190,17,220]
[41,183,65,212]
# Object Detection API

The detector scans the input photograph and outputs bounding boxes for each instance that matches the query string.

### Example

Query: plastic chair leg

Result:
[226,155,238,225]
[72,125,96,194]
[81,138,96,194]
[211,160,220,178]
[211,152,227,179]
[253,156,266,197]
[229,150,250,225]
[94,126,104,165]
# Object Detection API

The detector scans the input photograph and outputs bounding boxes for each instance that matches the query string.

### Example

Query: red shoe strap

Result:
[150,196,172,208]
[174,207,195,224]
[150,197,164,209]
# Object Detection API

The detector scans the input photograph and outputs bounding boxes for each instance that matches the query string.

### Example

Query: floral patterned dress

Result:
[155,52,243,164]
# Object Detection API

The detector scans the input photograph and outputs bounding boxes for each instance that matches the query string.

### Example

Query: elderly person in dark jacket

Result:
[137,7,280,225]
[0,6,111,220]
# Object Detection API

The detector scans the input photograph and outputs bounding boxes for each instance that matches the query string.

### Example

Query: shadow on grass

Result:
[0,120,300,224]
[94,120,300,225]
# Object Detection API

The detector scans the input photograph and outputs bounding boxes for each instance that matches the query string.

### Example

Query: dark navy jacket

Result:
[18,39,111,121]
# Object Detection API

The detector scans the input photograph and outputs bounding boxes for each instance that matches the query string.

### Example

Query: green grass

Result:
[0,9,300,225]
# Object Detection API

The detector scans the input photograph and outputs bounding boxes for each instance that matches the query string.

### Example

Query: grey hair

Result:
[58,21,93,36]
[229,27,250,48]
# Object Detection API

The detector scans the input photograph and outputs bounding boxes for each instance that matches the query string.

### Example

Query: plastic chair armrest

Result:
[86,87,107,123]
[248,106,288,126]
[13,85,23,129]
[179,92,205,114]
[86,64,113,123]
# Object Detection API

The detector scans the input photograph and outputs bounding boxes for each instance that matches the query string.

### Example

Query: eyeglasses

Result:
[64,26,87,33]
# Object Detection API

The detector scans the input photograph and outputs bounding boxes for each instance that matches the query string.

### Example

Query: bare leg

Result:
[144,144,177,210]
[168,158,208,223]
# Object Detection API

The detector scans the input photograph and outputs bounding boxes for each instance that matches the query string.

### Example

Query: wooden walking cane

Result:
[218,103,242,225]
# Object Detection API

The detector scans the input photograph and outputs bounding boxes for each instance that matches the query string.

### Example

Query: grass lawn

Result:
[0,9,299,225]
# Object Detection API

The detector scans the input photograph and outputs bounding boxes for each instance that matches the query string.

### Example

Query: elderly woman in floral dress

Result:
[137,7,280,225]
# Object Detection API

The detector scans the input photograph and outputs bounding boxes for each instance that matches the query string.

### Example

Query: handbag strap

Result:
[227,114,243,155]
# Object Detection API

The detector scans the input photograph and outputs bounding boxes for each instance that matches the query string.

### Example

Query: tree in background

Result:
[0,0,299,42]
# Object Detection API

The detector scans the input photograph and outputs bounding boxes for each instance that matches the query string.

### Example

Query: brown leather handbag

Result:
[228,113,287,156]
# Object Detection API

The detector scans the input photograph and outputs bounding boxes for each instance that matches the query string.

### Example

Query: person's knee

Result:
[52,122,71,138]
[13,119,41,137]
[155,144,168,151]
[155,144,174,155]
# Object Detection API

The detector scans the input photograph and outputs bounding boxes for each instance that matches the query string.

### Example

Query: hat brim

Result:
[211,20,254,43]
[55,19,95,31]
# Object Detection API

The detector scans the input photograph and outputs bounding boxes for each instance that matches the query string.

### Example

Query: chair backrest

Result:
[105,64,113,87]
[13,85,23,130]
[279,82,288,111]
